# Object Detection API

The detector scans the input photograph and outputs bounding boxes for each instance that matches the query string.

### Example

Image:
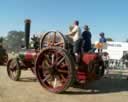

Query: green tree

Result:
[106,37,113,41]
[0,37,4,43]
[0,37,7,48]
[6,31,25,52]
[126,39,128,42]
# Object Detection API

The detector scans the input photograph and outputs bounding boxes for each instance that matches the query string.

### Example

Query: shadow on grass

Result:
[15,73,128,95]
[62,74,128,95]
[19,77,37,82]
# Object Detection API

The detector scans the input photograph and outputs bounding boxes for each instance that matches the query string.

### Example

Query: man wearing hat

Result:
[81,25,92,52]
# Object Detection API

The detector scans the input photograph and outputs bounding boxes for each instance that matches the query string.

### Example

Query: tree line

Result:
[0,30,127,52]
[0,31,25,52]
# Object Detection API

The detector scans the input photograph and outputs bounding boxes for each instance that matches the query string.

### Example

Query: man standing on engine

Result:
[68,20,81,63]
[81,25,92,52]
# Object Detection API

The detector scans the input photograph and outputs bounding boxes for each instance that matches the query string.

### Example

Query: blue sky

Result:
[0,0,128,42]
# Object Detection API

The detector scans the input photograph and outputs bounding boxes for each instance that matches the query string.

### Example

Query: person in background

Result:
[98,32,107,53]
[81,25,92,52]
[99,32,106,43]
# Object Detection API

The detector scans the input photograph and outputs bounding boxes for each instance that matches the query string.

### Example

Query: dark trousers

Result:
[73,39,83,54]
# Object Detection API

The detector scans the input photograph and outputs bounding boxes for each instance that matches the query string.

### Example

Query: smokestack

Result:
[24,19,31,49]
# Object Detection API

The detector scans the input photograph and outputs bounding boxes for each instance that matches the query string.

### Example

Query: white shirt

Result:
[68,25,81,42]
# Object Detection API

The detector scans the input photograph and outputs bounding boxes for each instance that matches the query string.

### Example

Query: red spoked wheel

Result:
[95,60,105,78]
[88,60,105,80]
[7,58,21,81]
[35,47,74,93]
[40,31,66,49]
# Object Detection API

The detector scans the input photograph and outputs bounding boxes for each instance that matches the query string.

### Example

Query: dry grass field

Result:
[0,65,128,102]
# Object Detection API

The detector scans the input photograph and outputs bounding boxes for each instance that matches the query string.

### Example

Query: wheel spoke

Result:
[11,70,17,78]
[54,42,64,46]
[42,74,51,82]
[43,60,50,68]
[51,54,55,64]
[55,54,62,62]
[58,69,68,74]
[44,55,51,64]
[60,64,68,68]
[42,41,48,47]
[52,32,56,45]
[39,62,49,70]
[57,56,65,66]
[40,62,51,75]
[53,78,57,88]
[10,63,16,70]
[48,34,52,46]
[60,74,66,82]
[43,70,50,76]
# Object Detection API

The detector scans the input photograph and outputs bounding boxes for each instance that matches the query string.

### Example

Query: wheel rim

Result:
[36,48,73,93]
[7,59,19,80]
[40,31,66,49]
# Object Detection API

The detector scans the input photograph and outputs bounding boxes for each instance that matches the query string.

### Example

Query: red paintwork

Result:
[76,53,99,82]
[82,53,98,64]
[77,71,97,82]
[76,71,87,81]
[24,51,37,61]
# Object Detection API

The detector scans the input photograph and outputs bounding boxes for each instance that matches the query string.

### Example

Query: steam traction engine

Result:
[7,19,105,93]
[7,20,66,81]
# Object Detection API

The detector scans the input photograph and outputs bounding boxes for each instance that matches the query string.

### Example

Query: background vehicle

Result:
[95,41,128,69]
[0,44,8,65]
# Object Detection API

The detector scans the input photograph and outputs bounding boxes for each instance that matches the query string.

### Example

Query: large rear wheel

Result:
[35,47,74,93]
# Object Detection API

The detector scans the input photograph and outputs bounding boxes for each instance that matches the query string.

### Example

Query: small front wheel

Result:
[7,58,21,81]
